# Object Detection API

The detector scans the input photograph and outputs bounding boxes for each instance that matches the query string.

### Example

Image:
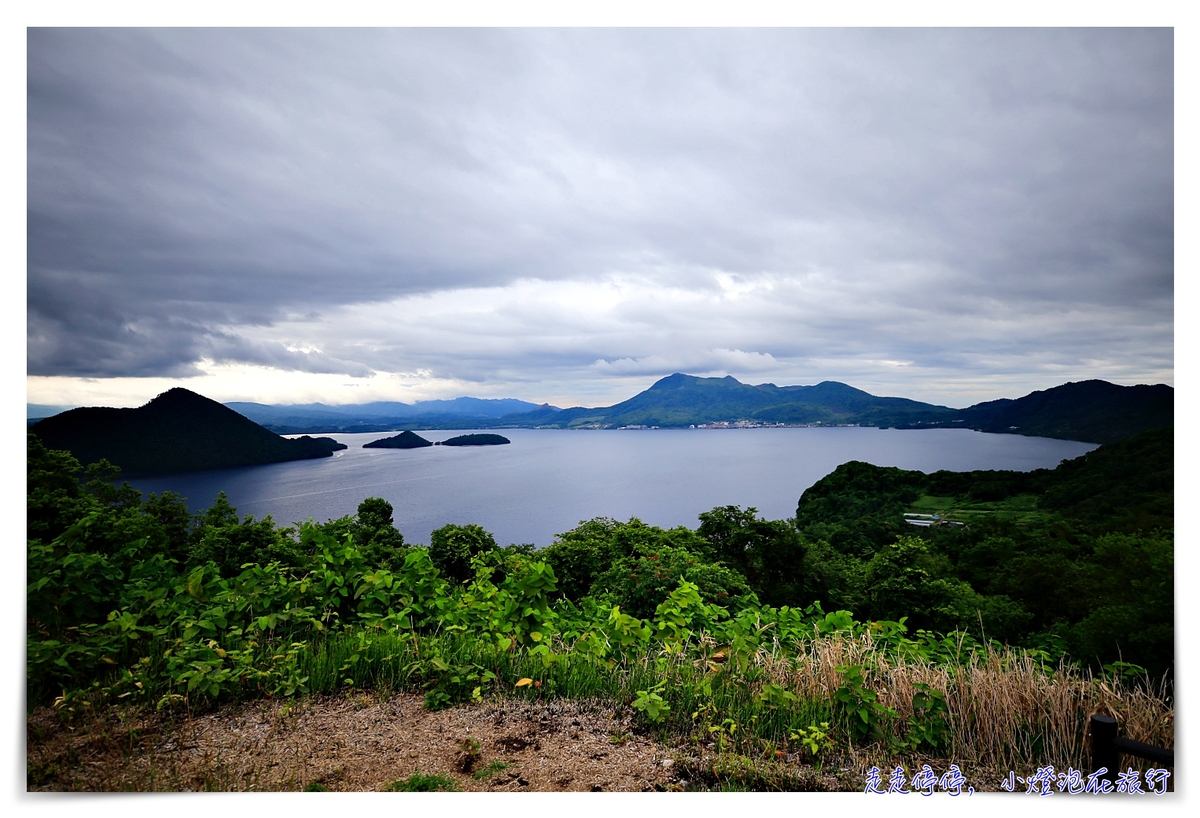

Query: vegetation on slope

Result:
[791,428,1173,674]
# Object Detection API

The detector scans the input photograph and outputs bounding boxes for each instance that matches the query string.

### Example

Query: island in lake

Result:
[439,433,510,447]
[363,430,434,449]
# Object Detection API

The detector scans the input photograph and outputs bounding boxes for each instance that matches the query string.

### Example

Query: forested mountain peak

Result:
[30,388,346,477]
[521,374,1171,442]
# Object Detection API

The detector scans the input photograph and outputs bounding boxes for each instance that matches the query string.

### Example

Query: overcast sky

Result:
[26,27,1173,410]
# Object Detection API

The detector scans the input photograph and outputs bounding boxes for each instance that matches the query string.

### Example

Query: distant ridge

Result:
[224,396,552,433]
[504,374,1172,444]
[30,388,346,477]
[27,403,75,421]
[207,374,1174,444]
[535,374,955,431]
[910,379,1175,444]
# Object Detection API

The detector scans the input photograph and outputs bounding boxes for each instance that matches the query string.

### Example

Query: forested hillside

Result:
[30,388,346,477]
[895,380,1175,444]
[789,427,1172,674]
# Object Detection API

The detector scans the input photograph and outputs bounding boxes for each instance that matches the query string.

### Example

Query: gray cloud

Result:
[28,28,1172,401]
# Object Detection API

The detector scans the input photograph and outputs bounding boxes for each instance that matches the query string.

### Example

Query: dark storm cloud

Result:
[28,28,1172,389]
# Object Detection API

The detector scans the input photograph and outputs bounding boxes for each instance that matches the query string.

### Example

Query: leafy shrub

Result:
[544,517,715,601]
[592,546,752,620]
[833,664,895,744]
[789,722,834,759]
[632,680,671,724]
[902,682,950,753]
[317,498,408,572]
[697,505,811,607]
[187,500,298,576]
[862,537,968,631]
[429,523,498,584]
[541,518,623,600]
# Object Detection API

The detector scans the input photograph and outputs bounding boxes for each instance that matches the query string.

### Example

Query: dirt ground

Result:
[28,692,688,792]
[28,691,1040,793]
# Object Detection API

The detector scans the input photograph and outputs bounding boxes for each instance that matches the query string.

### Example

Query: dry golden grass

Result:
[751,631,1172,771]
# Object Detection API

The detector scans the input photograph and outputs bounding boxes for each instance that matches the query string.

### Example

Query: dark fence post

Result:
[1090,713,1119,783]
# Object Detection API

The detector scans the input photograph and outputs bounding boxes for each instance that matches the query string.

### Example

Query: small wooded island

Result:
[438,433,510,446]
[363,430,433,449]
[363,431,510,448]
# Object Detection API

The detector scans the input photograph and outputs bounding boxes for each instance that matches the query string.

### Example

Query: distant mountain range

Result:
[538,374,950,430]
[29,388,346,477]
[28,375,1174,473]
[221,396,554,434]
[27,403,76,419]
[505,374,1172,444]
[218,374,1171,444]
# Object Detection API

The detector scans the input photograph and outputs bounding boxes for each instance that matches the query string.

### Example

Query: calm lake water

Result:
[127,428,1097,548]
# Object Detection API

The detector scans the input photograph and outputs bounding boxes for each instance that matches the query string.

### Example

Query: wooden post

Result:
[1090,713,1119,783]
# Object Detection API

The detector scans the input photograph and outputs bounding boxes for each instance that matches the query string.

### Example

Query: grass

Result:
[908,494,1053,526]
[472,760,510,781]
[678,753,828,792]
[385,772,461,792]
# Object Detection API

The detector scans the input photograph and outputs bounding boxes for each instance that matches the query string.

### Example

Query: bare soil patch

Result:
[28,692,1019,793]
[27,692,680,792]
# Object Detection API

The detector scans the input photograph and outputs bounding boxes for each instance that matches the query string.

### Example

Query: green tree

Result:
[592,545,752,620]
[698,505,810,607]
[1062,532,1173,675]
[543,517,716,602]
[188,492,302,575]
[542,518,625,600]
[352,497,408,571]
[27,433,91,544]
[862,536,969,631]
[429,523,498,583]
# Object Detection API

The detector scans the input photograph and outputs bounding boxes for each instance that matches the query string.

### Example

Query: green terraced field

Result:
[907,493,1052,526]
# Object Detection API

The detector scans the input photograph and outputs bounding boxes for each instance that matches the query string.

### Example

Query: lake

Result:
[127,427,1098,548]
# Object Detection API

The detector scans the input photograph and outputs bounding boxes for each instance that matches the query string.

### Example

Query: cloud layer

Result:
[27,28,1173,408]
